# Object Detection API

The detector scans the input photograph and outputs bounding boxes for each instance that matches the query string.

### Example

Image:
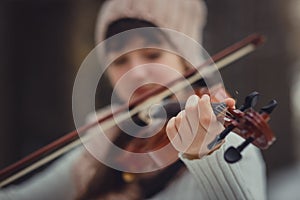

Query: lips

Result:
[134,84,158,95]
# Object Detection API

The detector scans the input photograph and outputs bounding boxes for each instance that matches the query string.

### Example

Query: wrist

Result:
[182,140,225,160]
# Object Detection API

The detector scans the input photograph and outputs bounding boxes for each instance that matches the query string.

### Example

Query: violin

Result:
[121,89,276,163]
[0,33,277,187]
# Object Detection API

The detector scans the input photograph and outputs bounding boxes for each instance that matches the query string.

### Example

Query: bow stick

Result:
[0,34,265,188]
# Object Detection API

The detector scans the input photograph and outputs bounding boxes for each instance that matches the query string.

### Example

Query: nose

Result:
[127,55,149,81]
[128,66,148,81]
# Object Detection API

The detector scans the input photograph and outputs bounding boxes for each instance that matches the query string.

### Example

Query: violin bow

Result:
[0,33,265,188]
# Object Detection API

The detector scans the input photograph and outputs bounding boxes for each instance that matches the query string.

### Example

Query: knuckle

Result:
[200,115,212,127]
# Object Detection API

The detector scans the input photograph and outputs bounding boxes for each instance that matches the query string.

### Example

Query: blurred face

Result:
[106,36,187,102]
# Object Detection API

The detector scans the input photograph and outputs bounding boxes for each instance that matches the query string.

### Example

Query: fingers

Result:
[224,97,236,109]
[166,94,224,157]
[166,111,193,153]
[198,94,217,130]
[185,95,201,135]
[166,116,183,152]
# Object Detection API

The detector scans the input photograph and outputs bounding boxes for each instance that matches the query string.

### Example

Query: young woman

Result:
[0,0,267,199]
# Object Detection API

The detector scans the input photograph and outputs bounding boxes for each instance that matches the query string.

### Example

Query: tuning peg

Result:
[239,91,260,111]
[224,137,254,163]
[260,100,277,114]
[207,124,235,150]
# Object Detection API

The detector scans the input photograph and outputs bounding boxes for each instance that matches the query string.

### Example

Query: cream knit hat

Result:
[95,0,207,44]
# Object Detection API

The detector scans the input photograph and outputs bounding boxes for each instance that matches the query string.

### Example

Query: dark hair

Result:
[78,18,185,200]
[105,18,157,39]
[104,18,176,53]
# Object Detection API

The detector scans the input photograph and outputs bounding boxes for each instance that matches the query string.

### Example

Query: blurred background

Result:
[0,0,299,197]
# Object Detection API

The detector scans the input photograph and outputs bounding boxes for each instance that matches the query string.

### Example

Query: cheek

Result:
[169,58,186,74]
[107,68,129,87]
[107,69,118,84]
[106,69,128,99]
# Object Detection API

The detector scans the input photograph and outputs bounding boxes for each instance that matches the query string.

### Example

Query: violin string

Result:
[217,110,234,118]
[213,104,234,118]
[216,110,234,119]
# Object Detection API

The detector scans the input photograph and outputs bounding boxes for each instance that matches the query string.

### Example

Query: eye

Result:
[144,50,162,60]
[112,55,128,67]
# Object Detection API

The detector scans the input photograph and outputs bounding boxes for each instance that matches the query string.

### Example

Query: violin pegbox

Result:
[209,91,277,163]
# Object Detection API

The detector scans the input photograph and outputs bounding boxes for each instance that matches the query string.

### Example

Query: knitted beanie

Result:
[95,0,207,44]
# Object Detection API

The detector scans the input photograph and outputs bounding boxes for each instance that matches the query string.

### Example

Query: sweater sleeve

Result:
[179,134,267,200]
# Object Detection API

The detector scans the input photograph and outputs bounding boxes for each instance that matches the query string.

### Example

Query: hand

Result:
[166,94,235,159]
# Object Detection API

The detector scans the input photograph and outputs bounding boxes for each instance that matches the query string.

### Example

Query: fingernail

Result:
[178,110,185,118]
[186,95,199,107]
[201,94,210,101]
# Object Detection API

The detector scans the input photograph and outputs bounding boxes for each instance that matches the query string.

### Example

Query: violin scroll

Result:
[216,91,277,163]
